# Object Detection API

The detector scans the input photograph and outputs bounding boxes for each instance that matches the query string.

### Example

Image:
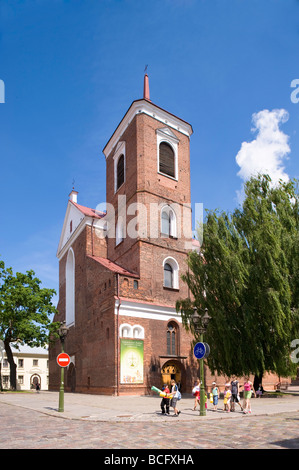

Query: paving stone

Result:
[0,390,298,449]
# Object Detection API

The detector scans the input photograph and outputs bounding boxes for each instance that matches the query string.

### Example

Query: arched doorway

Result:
[161,361,182,390]
[67,363,76,392]
[31,374,41,390]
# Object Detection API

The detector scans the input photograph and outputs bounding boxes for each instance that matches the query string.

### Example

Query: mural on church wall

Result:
[120,339,144,384]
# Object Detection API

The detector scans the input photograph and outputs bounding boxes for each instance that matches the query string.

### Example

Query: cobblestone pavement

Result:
[1,401,299,449]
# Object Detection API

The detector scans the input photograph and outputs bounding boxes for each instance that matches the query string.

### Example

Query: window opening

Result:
[159,142,175,178]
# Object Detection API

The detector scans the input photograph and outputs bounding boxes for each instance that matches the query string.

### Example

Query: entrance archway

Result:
[31,374,41,390]
[67,362,76,392]
[161,361,182,390]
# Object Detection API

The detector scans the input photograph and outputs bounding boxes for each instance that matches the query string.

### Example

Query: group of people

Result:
[160,376,256,417]
[193,376,255,414]
[160,379,181,417]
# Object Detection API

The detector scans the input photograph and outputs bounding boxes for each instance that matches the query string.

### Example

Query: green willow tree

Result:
[0,260,60,389]
[177,175,299,387]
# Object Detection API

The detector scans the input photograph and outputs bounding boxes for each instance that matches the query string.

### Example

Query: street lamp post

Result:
[58,321,69,412]
[191,307,211,416]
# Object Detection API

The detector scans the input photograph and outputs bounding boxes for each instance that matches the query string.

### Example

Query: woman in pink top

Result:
[243,377,253,414]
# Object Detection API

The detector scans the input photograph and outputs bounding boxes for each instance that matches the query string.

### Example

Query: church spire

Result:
[143,67,150,101]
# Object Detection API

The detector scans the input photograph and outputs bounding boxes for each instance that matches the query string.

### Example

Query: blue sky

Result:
[1,0,299,304]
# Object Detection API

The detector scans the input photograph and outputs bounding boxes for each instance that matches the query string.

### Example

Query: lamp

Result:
[58,321,69,344]
[58,321,69,412]
[191,307,210,335]
[202,308,211,329]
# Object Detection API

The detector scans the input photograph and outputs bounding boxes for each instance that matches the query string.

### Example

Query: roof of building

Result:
[87,255,139,278]
[70,200,106,219]
[103,98,193,158]
[10,344,48,355]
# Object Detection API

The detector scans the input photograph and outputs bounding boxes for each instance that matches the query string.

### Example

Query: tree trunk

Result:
[4,340,17,390]
[254,372,263,392]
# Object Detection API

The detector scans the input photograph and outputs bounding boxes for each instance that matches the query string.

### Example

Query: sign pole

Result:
[58,343,65,413]
[199,333,206,416]
[58,365,65,412]
[57,321,69,413]
[193,340,209,417]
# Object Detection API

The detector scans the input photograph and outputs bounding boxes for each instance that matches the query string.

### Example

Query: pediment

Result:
[56,202,86,258]
[156,127,180,143]
[113,140,125,157]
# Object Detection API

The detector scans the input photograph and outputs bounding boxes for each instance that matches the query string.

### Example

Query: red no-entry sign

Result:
[57,352,71,367]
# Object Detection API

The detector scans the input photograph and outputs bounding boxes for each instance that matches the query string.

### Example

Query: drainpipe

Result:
[91,218,94,256]
[116,273,121,396]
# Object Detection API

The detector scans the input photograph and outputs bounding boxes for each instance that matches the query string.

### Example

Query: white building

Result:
[1,345,49,391]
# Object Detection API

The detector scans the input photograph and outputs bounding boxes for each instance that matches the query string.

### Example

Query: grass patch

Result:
[262,391,285,397]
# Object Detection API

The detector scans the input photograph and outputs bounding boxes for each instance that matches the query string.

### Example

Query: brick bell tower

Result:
[103,73,194,306]
[50,73,198,397]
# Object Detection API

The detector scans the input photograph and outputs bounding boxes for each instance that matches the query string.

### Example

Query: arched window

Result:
[120,324,132,338]
[66,248,75,326]
[133,325,144,339]
[161,206,177,237]
[167,322,178,356]
[116,217,124,246]
[161,210,170,235]
[163,257,179,289]
[159,142,175,178]
[164,263,173,288]
[116,154,125,190]
[113,142,126,193]
[119,323,144,339]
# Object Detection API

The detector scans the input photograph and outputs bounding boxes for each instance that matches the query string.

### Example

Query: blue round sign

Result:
[193,342,206,359]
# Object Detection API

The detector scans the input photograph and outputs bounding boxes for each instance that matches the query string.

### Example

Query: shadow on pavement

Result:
[272,438,299,449]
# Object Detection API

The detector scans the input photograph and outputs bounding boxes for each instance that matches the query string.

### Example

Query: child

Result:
[160,384,170,415]
[211,381,219,411]
[255,383,264,398]
[223,384,231,412]
[192,379,200,411]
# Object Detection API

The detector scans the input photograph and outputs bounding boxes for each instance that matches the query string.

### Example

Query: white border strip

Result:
[115,298,182,323]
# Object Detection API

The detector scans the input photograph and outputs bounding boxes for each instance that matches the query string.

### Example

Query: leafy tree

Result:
[0,260,60,389]
[177,175,299,387]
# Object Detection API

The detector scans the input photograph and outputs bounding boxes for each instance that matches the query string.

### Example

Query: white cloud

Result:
[235,109,290,202]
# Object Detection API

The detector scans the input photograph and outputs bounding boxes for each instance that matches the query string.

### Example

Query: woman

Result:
[230,376,243,412]
[243,377,254,414]
[170,379,181,416]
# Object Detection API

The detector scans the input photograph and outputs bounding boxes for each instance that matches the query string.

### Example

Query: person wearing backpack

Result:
[170,379,181,416]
